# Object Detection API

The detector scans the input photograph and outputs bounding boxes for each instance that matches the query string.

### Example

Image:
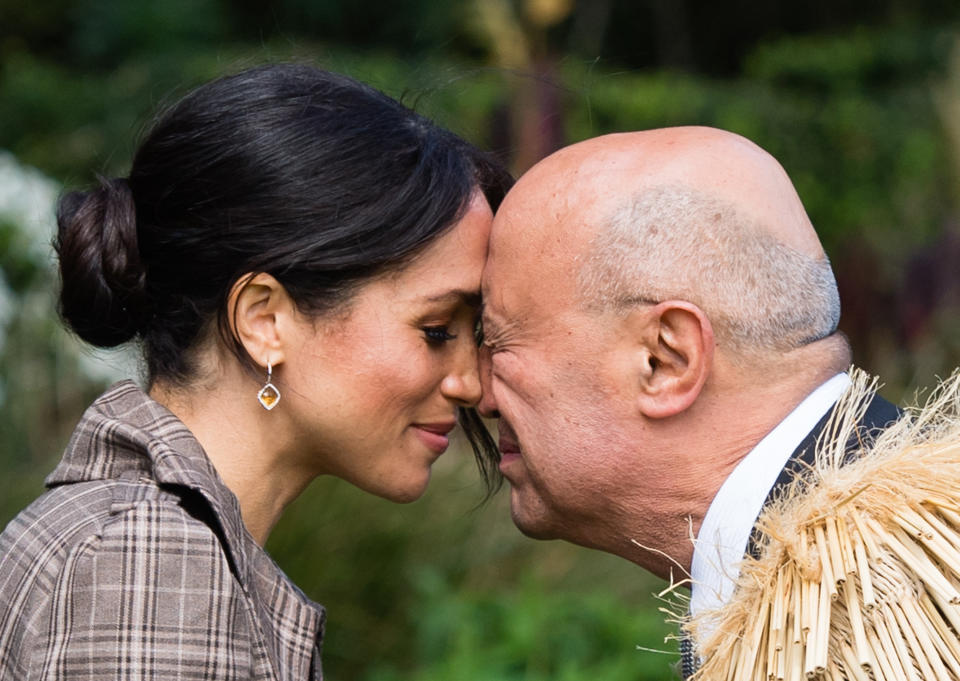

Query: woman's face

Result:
[280,193,493,501]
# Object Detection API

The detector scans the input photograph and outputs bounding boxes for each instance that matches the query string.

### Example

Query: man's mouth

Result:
[497,422,522,467]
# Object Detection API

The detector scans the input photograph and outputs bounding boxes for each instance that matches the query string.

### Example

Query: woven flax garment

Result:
[684,369,960,681]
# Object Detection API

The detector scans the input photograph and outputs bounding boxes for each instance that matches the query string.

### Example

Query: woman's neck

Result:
[149,374,313,545]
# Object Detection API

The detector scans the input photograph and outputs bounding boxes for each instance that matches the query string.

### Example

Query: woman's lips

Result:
[412,421,456,454]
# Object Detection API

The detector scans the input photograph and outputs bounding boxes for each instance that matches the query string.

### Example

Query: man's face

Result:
[479,192,641,545]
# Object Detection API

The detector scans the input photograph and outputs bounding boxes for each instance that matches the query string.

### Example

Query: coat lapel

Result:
[745,391,901,558]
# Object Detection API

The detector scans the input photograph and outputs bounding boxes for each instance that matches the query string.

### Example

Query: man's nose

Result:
[476,345,500,418]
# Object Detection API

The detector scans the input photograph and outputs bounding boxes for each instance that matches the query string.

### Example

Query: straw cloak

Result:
[685,369,960,681]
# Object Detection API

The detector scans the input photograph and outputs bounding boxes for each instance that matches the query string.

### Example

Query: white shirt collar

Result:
[689,373,850,618]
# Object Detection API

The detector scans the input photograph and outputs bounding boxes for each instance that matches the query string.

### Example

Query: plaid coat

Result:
[0,381,325,679]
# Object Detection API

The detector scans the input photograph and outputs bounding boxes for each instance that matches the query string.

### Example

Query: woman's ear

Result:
[227,272,290,369]
[631,300,714,419]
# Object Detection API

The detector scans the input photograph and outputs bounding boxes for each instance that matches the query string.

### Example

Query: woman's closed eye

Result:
[422,325,458,345]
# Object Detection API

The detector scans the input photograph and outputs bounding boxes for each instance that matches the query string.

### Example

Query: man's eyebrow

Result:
[422,289,482,307]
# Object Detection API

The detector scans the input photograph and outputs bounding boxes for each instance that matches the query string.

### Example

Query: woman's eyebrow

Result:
[421,289,482,307]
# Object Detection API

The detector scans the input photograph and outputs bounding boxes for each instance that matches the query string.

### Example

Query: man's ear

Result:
[630,300,713,419]
[227,272,290,370]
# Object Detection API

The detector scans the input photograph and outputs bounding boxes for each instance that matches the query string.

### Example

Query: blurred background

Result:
[3,0,960,679]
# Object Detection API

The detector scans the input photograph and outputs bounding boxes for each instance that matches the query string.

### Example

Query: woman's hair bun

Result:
[54,176,147,347]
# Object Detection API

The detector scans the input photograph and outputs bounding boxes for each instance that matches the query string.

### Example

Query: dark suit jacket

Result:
[746,390,901,557]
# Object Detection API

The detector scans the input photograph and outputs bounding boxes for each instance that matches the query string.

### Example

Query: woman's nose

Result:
[440,344,482,407]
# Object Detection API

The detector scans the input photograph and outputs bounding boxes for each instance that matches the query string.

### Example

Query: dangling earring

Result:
[257,361,281,410]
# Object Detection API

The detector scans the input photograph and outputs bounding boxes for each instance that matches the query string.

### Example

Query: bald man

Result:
[477,126,902,675]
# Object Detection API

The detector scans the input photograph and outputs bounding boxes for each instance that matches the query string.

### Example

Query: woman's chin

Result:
[373,470,432,504]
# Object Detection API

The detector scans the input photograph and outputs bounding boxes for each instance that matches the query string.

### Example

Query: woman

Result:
[0,63,510,679]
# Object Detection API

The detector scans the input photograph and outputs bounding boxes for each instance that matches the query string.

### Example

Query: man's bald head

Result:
[492,126,844,361]
[504,127,823,255]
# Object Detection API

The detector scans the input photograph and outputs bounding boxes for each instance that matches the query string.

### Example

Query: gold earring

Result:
[257,361,281,410]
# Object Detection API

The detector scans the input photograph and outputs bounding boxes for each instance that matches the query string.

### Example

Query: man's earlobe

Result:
[636,301,713,419]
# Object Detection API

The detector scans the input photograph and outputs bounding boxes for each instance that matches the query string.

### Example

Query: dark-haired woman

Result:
[0,64,510,679]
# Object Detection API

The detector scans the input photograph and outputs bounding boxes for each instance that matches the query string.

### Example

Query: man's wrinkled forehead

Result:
[481,130,685,323]
[480,144,625,334]
[494,147,627,234]
[482,184,587,309]
[486,152,609,272]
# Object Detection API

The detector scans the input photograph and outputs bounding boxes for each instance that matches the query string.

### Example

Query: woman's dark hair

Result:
[54,62,510,492]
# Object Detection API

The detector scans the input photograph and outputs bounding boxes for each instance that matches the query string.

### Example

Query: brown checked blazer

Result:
[0,381,325,680]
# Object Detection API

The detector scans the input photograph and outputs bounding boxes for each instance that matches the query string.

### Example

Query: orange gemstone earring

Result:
[257,361,281,410]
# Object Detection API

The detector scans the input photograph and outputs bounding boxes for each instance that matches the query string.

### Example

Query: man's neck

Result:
[611,345,849,580]
[689,372,850,616]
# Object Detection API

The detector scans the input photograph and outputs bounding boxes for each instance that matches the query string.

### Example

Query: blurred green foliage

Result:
[2,2,960,680]
[563,35,954,256]
[269,463,678,680]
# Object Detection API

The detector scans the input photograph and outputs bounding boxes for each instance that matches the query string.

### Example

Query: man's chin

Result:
[509,495,558,540]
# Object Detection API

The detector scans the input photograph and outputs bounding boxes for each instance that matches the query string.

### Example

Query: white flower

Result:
[0,151,136,385]
[0,150,59,265]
